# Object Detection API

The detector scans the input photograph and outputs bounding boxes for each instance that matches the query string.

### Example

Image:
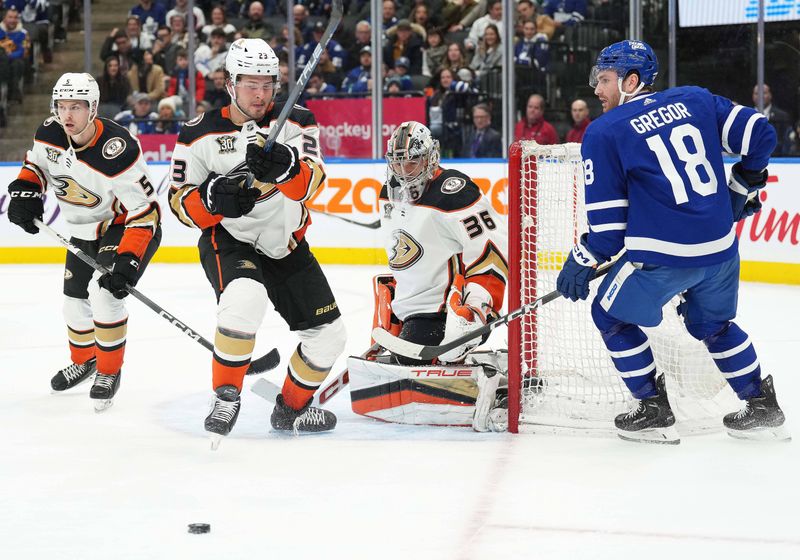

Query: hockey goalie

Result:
[347,122,510,431]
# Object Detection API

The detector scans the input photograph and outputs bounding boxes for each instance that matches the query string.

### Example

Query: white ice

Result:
[1,263,798,560]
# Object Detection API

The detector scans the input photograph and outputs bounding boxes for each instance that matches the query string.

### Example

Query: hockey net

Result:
[507,141,739,436]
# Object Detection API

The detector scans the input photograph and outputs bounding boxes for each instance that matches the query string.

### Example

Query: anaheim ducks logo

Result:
[388,230,424,271]
[51,175,102,208]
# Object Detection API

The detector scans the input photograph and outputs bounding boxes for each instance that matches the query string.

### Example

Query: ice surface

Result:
[1,264,798,559]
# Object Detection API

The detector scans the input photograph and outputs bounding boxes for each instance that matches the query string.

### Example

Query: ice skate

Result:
[90,372,121,413]
[51,358,96,392]
[615,375,679,445]
[271,394,336,434]
[724,375,790,441]
[205,385,241,450]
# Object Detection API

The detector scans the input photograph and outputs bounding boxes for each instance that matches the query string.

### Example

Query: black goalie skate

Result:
[724,375,790,441]
[51,358,97,392]
[271,394,337,434]
[615,375,679,445]
[205,385,241,450]
[90,372,121,413]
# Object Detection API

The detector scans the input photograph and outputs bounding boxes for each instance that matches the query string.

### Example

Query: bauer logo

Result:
[315,301,338,316]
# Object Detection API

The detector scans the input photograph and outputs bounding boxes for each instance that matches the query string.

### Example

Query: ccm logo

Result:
[158,311,201,340]
[411,369,473,377]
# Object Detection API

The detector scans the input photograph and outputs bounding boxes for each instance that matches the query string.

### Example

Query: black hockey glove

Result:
[98,252,140,299]
[7,179,44,234]
[246,138,301,185]
[198,173,259,218]
[728,162,767,222]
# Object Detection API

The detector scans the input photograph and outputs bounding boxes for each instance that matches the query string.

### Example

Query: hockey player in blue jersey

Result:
[556,40,788,444]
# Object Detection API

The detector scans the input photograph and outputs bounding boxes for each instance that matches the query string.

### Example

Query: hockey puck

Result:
[188,523,211,534]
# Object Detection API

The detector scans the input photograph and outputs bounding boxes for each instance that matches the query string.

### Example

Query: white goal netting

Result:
[508,141,739,436]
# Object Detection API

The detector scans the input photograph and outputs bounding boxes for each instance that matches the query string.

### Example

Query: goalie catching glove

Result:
[198,173,259,218]
[439,275,495,363]
[728,162,767,222]
[246,132,301,185]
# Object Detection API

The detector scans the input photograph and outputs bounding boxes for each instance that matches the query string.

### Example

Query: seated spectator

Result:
[422,28,446,77]
[383,19,423,74]
[130,0,167,36]
[298,21,346,70]
[753,83,793,156]
[168,14,189,49]
[97,55,132,119]
[463,103,502,158]
[566,98,590,143]
[166,0,205,32]
[195,28,228,78]
[114,92,159,135]
[8,0,52,64]
[344,20,370,73]
[128,49,165,101]
[101,29,144,74]
[442,41,467,75]
[514,18,549,70]
[196,100,212,115]
[125,15,154,51]
[542,0,586,26]
[469,24,501,83]
[516,0,557,40]
[155,95,183,134]
[167,49,206,109]
[442,0,481,33]
[342,45,371,93]
[389,57,413,90]
[387,11,426,42]
[202,5,237,42]
[382,0,399,31]
[301,70,336,103]
[465,0,503,51]
[292,4,314,44]
[270,24,302,60]
[409,4,435,38]
[204,68,231,109]
[243,1,273,41]
[428,66,476,155]
[514,93,558,144]
[0,8,27,102]
[152,24,181,74]
[316,48,344,90]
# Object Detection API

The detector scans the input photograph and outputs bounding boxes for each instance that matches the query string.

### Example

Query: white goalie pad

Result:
[348,350,508,429]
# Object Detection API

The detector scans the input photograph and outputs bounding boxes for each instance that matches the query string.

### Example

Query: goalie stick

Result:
[311,210,381,230]
[251,343,383,405]
[35,219,280,375]
[372,263,616,361]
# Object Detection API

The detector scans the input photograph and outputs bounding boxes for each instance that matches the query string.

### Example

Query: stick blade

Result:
[246,348,281,375]
[371,328,426,360]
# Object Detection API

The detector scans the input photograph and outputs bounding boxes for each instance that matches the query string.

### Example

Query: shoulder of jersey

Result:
[270,101,317,128]
[177,109,238,145]
[77,118,142,176]
[34,117,69,149]
[417,168,481,212]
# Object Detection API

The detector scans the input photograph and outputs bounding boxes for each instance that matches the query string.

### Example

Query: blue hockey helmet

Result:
[589,40,659,88]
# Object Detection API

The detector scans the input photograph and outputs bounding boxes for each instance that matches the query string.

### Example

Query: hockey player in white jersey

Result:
[6,73,162,411]
[347,122,509,431]
[167,39,345,445]
[556,40,788,443]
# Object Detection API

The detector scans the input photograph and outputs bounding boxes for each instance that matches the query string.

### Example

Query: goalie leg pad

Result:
[348,356,482,426]
[63,296,95,364]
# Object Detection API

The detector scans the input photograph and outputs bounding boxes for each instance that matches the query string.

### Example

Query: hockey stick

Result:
[251,342,383,406]
[35,219,280,374]
[372,263,616,361]
[311,210,382,230]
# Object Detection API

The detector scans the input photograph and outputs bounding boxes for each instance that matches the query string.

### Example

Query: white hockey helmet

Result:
[225,38,280,89]
[385,121,440,203]
[51,72,100,124]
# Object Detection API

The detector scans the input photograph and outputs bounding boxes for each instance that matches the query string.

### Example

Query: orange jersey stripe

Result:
[183,188,223,229]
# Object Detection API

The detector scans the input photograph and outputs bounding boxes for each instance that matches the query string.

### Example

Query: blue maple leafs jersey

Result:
[581,86,777,267]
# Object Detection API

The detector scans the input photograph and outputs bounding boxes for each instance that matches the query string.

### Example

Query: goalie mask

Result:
[385,121,440,203]
[51,73,100,133]
[225,38,280,115]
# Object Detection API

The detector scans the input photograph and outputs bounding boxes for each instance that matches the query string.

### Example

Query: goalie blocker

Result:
[347,350,509,432]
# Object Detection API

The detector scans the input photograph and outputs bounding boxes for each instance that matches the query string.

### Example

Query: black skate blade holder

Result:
[35,219,280,374]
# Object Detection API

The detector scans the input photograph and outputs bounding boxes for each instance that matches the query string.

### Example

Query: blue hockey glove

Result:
[728,162,767,222]
[557,234,602,302]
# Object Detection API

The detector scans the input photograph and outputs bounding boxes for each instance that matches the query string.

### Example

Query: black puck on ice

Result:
[188,523,211,534]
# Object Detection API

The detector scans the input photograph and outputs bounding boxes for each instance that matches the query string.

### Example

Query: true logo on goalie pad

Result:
[388,230,423,271]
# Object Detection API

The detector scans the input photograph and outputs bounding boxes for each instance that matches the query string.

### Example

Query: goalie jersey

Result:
[582,85,776,267]
[379,169,508,321]
[168,103,325,259]
[17,117,160,255]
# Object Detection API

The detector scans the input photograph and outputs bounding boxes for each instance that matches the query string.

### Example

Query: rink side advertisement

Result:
[0,160,797,285]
